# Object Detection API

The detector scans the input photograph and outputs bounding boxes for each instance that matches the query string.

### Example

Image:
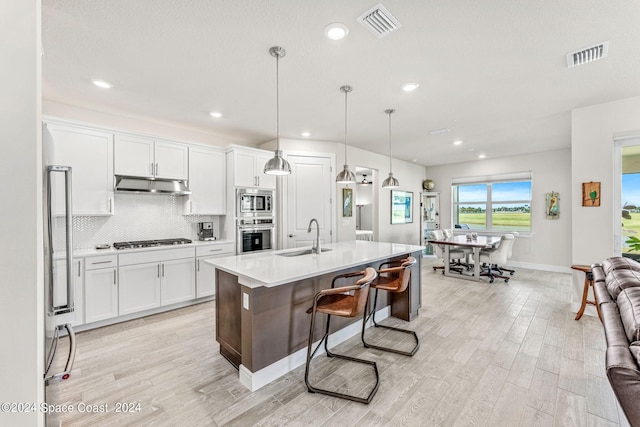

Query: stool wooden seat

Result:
[572,264,602,322]
[361,257,419,356]
[304,267,379,404]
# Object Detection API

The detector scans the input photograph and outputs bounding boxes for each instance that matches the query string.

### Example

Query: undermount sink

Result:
[276,248,332,257]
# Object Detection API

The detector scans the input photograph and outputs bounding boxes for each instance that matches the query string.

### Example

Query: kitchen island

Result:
[206,240,423,391]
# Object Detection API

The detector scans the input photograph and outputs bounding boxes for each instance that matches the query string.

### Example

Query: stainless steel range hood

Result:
[114,175,191,195]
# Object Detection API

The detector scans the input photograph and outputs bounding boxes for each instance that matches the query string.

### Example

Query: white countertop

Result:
[56,239,233,259]
[205,240,424,288]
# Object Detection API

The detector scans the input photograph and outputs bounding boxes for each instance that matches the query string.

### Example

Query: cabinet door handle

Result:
[162,263,165,277]
[157,264,160,277]
[197,259,200,271]
[113,270,116,284]
[91,260,112,265]
[209,248,223,252]
[150,162,154,175]
[257,176,260,187]
[77,261,81,277]
[155,163,159,176]
[108,198,113,214]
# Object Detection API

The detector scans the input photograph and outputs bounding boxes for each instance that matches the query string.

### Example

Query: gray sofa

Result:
[592,256,640,426]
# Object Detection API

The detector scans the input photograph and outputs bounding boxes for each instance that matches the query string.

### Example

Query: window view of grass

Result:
[454,180,531,231]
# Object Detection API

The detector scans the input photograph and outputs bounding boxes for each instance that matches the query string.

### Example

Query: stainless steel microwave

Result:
[237,188,273,217]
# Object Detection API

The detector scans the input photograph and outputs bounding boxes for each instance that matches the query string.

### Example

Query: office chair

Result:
[478,234,515,283]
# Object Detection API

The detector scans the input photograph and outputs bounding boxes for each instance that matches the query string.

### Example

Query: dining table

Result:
[427,234,502,281]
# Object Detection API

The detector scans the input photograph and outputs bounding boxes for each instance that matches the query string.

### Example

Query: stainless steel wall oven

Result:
[236,218,275,254]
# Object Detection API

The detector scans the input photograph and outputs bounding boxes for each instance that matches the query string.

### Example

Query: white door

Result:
[285,155,333,248]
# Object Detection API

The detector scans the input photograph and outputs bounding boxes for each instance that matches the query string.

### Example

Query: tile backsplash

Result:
[55,193,221,251]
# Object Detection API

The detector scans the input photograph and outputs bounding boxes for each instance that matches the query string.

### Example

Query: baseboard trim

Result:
[506,261,572,274]
[238,306,391,392]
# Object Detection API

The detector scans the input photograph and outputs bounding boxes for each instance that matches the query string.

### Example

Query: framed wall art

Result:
[391,190,413,224]
[582,182,601,206]
[546,191,559,219]
[343,187,353,217]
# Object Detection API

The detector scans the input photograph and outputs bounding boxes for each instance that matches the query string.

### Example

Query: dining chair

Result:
[429,230,466,274]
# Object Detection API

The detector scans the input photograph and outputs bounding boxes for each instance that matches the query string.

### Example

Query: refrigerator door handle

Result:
[47,165,74,315]
[44,324,77,385]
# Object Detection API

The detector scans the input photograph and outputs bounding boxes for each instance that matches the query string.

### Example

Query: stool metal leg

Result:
[361,288,420,356]
[305,311,380,404]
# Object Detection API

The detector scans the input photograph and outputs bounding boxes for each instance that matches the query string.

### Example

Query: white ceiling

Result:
[42,0,640,166]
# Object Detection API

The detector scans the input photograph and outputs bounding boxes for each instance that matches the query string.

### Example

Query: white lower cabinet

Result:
[196,243,235,298]
[161,258,196,305]
[118,262,161,315]
[118,247,196,313]
[84,255,118,323]
[54,258,84,327]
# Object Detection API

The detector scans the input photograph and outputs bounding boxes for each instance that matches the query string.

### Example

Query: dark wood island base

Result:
[214,250,422,391]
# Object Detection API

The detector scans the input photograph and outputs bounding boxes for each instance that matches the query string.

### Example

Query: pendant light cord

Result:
[388,110,393,173]
[344,89,348,162]
[276,53,280,151]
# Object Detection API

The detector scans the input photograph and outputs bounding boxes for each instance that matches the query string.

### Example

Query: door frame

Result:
[278,151,336,250]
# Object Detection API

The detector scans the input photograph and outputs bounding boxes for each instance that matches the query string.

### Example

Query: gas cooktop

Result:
[113,238,192,250]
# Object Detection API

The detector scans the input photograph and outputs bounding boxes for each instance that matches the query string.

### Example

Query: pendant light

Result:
[335,85,356,184]
[264,46,292,176]
[360,174,370,185]
[381,108,400,189]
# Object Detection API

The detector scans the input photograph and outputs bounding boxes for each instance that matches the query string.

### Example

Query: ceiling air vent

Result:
[357,3,402,38]
[567,41,609,68]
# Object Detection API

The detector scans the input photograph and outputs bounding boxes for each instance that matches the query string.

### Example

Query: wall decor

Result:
[342,187,353,217]
[391,190,413,224]
[546,191,560,219]
[582,181,601,206]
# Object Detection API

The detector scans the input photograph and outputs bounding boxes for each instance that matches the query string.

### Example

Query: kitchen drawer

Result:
[85,255,118,270]
[196,243,234,257]
[118,247,195,266]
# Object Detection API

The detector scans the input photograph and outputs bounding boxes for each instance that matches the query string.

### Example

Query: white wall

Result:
[571,96,640,263]
[269,138,427,245]
[425,149,573,271]
[0,2,44,426]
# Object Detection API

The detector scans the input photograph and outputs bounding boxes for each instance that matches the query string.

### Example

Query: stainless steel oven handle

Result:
[45,324,76,385]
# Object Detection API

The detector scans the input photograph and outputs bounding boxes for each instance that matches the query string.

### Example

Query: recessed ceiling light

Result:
[325,23,349,40]
[453,140,463,145]
[301,132,311,137]
[478,154,486,159]
[412,158,418,162]
[209,112,222,118]
[401,82,419,92]
[91,79,112,89]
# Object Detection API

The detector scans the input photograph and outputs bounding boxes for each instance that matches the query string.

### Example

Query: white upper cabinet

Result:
[45,122,114,216]
[228,147,276,189]
[185,146,226,215]
[115,134,188,180]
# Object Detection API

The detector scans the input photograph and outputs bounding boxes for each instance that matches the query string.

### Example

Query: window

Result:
[452,174,532,232]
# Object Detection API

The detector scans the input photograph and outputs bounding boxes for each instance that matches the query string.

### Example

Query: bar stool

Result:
[361,257,419,356]
[572,264,602,322]
[304,267,380,404]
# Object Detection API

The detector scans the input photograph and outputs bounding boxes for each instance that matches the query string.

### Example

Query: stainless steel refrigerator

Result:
[42,123,76,422]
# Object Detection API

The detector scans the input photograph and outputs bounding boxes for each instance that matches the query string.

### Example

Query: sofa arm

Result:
[607,345,640,426]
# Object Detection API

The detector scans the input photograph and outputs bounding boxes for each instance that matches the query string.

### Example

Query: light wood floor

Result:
[50,260,631,426]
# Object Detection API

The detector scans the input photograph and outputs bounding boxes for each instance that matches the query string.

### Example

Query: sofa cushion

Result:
[617,287,640,343]
[603,256,640,275]
[606,269,640,300]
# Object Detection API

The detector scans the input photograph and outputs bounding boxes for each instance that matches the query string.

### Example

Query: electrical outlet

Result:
[243,292,249,310]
